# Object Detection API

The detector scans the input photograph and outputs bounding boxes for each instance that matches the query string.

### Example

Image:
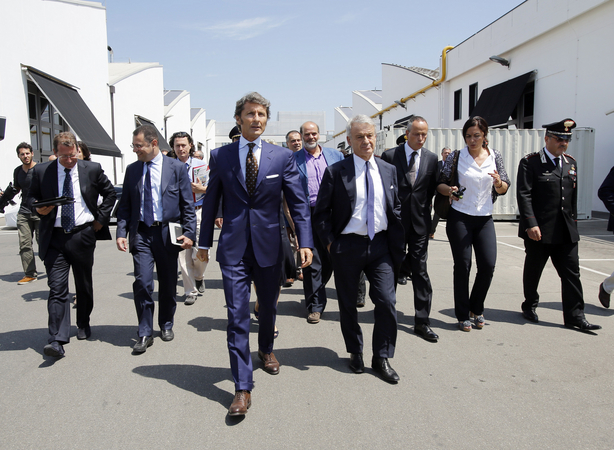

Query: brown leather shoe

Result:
[258,350,280,375]
[228,390,251,416]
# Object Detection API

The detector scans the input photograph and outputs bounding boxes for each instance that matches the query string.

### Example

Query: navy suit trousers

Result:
[330,232,397,358]
[220,238,281,391]
[131,223,179,337]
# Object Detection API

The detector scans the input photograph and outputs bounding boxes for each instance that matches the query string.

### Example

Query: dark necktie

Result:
[553,157,561,176]
[143,161,154,226]
[365,161,375,240]
[246,143,258,196]
[408,151,417,185]
[61,168,75,232]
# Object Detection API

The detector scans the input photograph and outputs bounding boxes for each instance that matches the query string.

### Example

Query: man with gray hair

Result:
[197,92,313,415]
[314,114,404,383]
[381,116,440,342]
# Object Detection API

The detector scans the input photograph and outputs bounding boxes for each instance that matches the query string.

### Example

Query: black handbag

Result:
[433,150,460,219]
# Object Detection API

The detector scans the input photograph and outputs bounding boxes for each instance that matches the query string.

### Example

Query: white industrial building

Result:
[328,0,614,213]
[0,0,211,191]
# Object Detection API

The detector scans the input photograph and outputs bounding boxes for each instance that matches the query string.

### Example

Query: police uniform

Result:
[516,118,600,330]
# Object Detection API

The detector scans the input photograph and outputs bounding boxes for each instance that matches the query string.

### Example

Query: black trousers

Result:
[446,208,496,322]
[330,232,397,358]
[400,225,433,325]
[44,225,96,344]
[521,239,585,323]
[302,214,333,313]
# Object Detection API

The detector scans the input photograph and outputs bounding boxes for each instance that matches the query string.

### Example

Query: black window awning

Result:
[470,71,534,127]
[134,116,172,153]
[26,67,121,157]
[393,114,414,128]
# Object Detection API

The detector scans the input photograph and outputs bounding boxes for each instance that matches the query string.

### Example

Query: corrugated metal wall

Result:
[377,127,595,220]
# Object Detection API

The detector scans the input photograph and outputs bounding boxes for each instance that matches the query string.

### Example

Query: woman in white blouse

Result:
[436,116,510,331]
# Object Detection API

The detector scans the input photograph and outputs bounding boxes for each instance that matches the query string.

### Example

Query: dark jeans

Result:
[446,208,496,322]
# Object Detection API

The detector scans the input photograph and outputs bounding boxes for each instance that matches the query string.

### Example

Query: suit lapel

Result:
[341,157,357,210]
[255,142,273,191]
[161,156,171,195]
[396,145,412,187]
[228,142,247,193]
[375,158,393,212]
[296,149,307,179]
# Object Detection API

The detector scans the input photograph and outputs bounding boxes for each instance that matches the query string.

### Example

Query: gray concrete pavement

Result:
[1,218,613,449]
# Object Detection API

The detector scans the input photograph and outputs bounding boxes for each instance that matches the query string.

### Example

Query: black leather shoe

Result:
[522,308,539,323]
[77,325,91,340]
[599,283,611,309]
[133,336,153,354]
[371,357,399,383]
[43,341,65,358]
[397,276,407,286]
[414,323,439,342]
[565,319,602,332]
[349,353,364,373]
[160,329,174,342]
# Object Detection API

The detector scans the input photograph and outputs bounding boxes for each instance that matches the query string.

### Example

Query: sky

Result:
[100,0,523,132]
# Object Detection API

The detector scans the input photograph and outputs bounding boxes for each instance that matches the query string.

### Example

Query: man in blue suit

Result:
[116,125,196,354]
[197,92,313,416]
[293,121,344,323]
[313,114,404,384]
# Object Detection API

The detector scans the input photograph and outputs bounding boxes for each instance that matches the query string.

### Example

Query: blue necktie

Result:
[365,161,375,240]
[61,168,75,232]
[143,162,154,226]
[553,157,561,176]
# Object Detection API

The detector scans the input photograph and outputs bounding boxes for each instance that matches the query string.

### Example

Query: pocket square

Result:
[266,174,280,179]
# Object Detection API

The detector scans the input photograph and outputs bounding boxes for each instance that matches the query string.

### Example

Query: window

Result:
[469,83,478,115]
[454,89,462,121]
[27,81,68,161]
[508,81,535,129]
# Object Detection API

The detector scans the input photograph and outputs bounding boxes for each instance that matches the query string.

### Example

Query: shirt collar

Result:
[239,136,262,150]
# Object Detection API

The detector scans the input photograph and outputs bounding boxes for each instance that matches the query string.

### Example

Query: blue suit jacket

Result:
[200,141,313,267]
[116,155,196,252]
[313,155,405,274]
[293,146,344,199]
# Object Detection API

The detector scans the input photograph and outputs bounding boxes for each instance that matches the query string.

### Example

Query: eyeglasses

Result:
[58,154,78,160]
[131,143,148,150]
[465,134,483,141]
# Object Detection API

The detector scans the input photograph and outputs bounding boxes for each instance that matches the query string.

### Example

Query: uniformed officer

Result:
[517,118,601,331]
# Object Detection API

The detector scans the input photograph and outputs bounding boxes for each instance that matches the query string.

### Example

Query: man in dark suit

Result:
[314,114,404,383]
[293,121,344,323]
[598,166,614,308]
[196,92,313,416]
[28,132,116,357]
[116,125,196,354]
[381,116,440,342]
[517,118,600,331]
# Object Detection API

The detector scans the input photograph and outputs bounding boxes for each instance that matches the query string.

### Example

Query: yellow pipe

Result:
[333,45,454,138]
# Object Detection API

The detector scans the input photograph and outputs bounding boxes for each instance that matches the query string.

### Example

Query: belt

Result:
[139,221,162,228]
[54,222,93,234]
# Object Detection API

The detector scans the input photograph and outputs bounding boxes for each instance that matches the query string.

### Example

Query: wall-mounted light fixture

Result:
[394,100,407,110]
[489,55,510,67]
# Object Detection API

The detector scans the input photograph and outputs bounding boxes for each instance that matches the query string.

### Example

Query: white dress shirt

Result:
[543,147,561,169]
[140,151,163,222]
[452,146,497,217]
[54,162,95,228]
[342,154,388,235]
[238,136,262,180]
